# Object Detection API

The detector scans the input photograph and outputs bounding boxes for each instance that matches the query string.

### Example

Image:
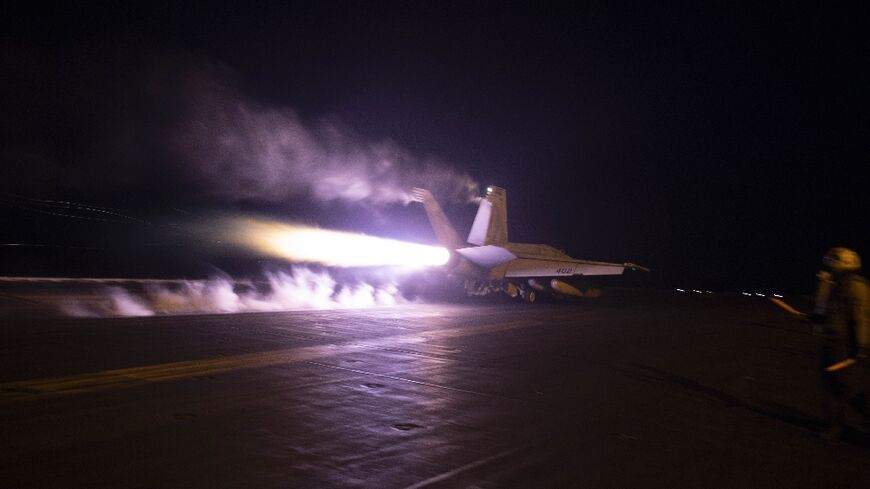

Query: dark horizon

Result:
[2,2,867,294]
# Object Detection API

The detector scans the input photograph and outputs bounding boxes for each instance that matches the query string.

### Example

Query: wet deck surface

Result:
[2,290,869,488]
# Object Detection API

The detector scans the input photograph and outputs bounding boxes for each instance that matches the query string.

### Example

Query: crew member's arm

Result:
[826,358,857,372]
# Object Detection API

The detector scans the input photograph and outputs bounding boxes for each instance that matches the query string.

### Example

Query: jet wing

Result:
[503,258,647,278]
[457,244,647,277]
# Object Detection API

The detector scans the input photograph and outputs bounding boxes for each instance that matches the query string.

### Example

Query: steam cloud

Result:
[171,66,479,206]
[61,268,409,317]
[2,57,480,210]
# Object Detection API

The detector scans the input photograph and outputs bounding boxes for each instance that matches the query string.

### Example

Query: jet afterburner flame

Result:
[227,218,450,268]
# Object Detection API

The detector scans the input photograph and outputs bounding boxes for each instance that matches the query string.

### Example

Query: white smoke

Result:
[108,287,155,316]
[170,65,479,206]
[61,268,409,317]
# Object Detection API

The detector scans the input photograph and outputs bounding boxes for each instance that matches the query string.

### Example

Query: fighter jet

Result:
[412,186,647,302]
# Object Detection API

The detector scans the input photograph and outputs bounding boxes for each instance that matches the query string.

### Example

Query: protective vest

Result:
[825,273,870,357]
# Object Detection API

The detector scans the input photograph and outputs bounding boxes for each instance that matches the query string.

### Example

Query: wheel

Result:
[525,289,537,304]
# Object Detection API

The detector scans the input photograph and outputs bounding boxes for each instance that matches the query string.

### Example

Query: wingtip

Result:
[625,263,651,272]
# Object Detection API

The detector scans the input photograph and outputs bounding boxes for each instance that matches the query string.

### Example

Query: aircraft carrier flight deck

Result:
[1,286,868,488]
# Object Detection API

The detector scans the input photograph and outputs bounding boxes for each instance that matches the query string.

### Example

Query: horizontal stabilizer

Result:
[456,245,517,268]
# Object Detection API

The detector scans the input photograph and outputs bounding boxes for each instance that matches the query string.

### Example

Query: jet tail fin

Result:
[412,188,465,249]
[468,186,508,245]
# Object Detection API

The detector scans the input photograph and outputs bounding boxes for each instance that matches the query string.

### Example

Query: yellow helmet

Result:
[823,247,862,272]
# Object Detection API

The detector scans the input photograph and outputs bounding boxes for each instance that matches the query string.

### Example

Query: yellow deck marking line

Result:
[0,319,543,403]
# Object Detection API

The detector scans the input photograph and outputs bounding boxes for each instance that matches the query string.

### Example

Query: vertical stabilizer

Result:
[468,186,508,245]
[411,188,465,249]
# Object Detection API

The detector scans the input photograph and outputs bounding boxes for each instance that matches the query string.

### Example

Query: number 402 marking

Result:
[556,267,574,274]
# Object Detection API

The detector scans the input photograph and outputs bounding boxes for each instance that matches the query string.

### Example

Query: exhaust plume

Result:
[221,217,450,268]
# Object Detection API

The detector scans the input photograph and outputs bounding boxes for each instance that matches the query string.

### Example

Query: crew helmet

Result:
[823,247,861,272]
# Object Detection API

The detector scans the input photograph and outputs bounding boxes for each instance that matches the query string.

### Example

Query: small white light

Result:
[486,187,493,193]
[742,292,751,296]
[773,294,783,298]
[676,288,685,292]
[755,293,765,297]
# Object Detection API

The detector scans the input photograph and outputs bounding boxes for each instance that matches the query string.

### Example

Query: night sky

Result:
[1,2,867,293]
